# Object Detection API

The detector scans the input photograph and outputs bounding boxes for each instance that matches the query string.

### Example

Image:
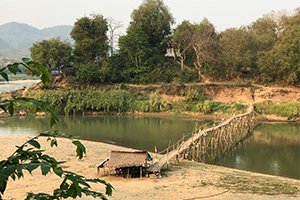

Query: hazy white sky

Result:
[0,0,299,31]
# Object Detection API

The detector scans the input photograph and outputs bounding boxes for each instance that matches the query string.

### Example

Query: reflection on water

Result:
[211,123,300,179]
[1,116,299,179]
[0,115,214,152]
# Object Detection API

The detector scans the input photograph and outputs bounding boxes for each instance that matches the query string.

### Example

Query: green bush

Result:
[175,68,198,83]
[233,102,246,113]
[186,88,207,102]
[217,103,231,113]
[195,100,218,114]
[254,103,263,114]
[264,102,300,119]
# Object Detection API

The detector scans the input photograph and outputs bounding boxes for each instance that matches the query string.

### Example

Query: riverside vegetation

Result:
[11,83,300,120]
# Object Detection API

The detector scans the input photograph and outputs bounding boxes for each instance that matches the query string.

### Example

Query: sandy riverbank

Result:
[0,136,299,200]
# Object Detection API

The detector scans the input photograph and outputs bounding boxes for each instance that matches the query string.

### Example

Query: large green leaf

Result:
[53,167,63,177]
[41,163,51,175]
[7,101,14,116]
[72,141,86,160]
[26,163,40,173]
[28,140,41,149]
[0,72,8,82]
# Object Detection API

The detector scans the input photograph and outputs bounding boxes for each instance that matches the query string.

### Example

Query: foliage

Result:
[118,22,151,68]
[70,14,109,82]
[196,100,219,114]
[131,0,174,47]
[30,37,72,76]
[148,91,169,112]
[71,13,108,64]
[1,6,300,86]
[0,59,113,199]
[233,101,246,113]
[253,103,263,114]
[263,101,300,119]
[256,8,300,85]
[219,27,255,79]
[21,89,173,115]
[186,88,206,102]
[175,68,198,83]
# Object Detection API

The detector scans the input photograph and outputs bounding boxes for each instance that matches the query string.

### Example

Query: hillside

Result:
[0,22,73,60]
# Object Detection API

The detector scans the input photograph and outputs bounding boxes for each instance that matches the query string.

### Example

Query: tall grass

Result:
[263,101,300,119]
[19,89,170,115]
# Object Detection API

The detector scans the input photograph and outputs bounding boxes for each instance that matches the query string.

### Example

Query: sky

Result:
[0,0,299,32]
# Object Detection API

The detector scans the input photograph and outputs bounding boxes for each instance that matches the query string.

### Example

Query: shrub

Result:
[196,100,216,114]
[254,103,263,114]
[175,68,198,83]
[264,102,300,119]
[186,88,207,102]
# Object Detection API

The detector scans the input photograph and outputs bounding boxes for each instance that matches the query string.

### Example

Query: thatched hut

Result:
[98,151,152,178]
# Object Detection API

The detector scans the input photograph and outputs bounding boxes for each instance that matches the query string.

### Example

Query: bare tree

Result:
[191,32,216,82]
[107,17,123,56]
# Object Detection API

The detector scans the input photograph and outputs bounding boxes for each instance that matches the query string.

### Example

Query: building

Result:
[98,150,152,178]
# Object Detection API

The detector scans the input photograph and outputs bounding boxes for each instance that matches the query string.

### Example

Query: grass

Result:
[164,161,299,196]
[219,175,300,195]
[254,101,300,119]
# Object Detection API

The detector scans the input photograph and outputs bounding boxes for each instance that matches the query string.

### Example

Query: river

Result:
[0,115,299,179]
[0,80,40,93]
[0,81,299,179]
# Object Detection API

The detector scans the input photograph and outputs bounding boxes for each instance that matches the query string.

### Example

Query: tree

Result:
[71,13,109,65]
[191,18,218,82]
[119,22,151,69]
[219,27,255,79]
[250,16,277,52]
[0,58,113,199]
[131,0,174,47]
[173,20,195,70]
[70,13,109,82]
[257,8,300,85]
[107,17,123,56]
[30,37,72,77]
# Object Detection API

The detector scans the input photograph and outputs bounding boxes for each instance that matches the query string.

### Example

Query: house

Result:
[98,150,152,178]
[164,40,180,58]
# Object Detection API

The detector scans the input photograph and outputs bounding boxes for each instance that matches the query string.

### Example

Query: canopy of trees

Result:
[30,37,72,76]
[28,1,299,86]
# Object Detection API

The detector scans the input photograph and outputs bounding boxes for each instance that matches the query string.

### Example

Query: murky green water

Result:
[0,115,214,152]
[211,122,300,179]
[0,115,299,179]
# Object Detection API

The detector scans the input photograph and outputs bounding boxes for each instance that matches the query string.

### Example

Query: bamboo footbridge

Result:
[147,104,258,174]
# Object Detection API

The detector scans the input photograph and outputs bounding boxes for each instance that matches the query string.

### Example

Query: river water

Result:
[0,115,299,179]
[0,80,40,93]
[0,82,299,179]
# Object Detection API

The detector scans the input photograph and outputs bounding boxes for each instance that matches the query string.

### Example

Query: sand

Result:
[0,136,299,200]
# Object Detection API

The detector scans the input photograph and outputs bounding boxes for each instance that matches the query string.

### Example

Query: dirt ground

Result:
[0,136,299,200]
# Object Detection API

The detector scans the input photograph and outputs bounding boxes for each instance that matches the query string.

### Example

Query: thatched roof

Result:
[101,151,152,169]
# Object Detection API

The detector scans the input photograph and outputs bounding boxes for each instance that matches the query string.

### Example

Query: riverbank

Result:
[1,136,299,200]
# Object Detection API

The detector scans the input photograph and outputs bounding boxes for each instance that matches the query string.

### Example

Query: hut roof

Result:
[103,151,152,169]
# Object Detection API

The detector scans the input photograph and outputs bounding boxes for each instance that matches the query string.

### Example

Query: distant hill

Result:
[0,22,73,60]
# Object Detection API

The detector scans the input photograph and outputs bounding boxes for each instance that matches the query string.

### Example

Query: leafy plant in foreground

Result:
[0,58,113,199]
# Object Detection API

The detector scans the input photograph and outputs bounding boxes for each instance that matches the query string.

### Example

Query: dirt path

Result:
[1,136,299,200]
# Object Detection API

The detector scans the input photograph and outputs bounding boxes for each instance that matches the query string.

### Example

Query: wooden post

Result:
[167,140,171,168]
[140,166,142,179]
